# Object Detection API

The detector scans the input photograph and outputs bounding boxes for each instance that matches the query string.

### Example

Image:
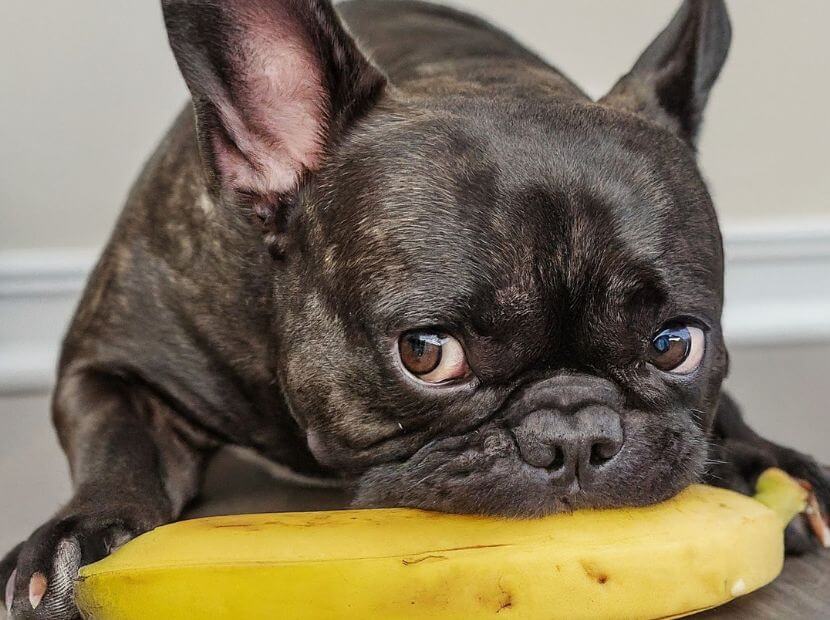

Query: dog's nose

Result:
[511,406,623,487]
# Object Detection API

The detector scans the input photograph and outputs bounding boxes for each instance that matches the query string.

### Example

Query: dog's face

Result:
[163,0,731,514]
[278,97,728,514]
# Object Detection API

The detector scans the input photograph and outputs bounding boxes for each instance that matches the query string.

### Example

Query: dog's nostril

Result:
[549,446,565,471]
[589,440,619,466]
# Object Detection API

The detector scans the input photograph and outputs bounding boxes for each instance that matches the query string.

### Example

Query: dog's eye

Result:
[398,331,469,384]
[649,324,705,374]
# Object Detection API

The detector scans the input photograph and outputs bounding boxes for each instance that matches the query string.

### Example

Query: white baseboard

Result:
[0,248,97,393]
[720,218,830,345]
[2,220,830,394]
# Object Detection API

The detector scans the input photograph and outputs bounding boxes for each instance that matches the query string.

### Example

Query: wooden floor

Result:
[191,449,830,619]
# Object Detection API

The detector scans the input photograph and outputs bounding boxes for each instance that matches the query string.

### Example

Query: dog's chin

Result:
[351,417,708,518]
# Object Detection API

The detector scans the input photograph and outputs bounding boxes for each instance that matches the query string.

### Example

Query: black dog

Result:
[3,0,828,617]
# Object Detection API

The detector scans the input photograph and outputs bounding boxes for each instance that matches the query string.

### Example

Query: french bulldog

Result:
[4,0,828,617]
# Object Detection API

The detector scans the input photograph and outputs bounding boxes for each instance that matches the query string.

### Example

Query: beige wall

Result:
[1,1,828,252]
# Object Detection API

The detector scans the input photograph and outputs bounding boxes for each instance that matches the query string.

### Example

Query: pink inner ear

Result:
[213,3,328,196]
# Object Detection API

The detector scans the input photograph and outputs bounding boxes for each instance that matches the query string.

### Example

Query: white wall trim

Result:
[2,219,830,394]
[0,249,97,393]
[720,217,830,347]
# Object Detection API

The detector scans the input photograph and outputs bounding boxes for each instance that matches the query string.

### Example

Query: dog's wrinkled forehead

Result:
[298,101,723,335]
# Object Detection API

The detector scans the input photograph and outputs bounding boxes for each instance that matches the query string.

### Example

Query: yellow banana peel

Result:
[75,468,808,619]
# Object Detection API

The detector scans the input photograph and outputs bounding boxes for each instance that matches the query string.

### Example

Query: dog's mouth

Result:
[350,412,708,518]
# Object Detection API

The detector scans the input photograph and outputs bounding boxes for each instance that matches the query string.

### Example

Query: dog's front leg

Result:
[1,369,215,619]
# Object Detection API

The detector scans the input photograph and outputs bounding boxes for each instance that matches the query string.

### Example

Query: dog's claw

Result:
[802,493,830,548]
[5,568,15,611]
[29,571,47,610]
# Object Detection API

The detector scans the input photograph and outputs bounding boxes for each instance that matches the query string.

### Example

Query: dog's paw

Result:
[708,439,830,554]
[1,515,136,619]
[707,395,830,554]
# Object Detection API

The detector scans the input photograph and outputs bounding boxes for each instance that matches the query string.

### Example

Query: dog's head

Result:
[163,0,731,514]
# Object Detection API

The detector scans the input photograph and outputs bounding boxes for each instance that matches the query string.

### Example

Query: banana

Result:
[75,469,806,620]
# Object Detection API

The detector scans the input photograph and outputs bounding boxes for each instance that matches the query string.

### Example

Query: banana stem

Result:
[753,468,809,528]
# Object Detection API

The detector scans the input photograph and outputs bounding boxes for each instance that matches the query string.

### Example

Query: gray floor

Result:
[723,342,830,463]
[1,343,828,617]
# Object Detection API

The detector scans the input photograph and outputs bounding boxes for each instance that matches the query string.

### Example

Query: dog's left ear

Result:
[601,0,731,146]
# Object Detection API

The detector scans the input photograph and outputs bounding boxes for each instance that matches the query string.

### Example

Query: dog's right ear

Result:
[601,0,731,147]
[162,0,385,209]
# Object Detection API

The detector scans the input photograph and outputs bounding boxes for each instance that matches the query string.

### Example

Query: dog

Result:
[4,0,828,617]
